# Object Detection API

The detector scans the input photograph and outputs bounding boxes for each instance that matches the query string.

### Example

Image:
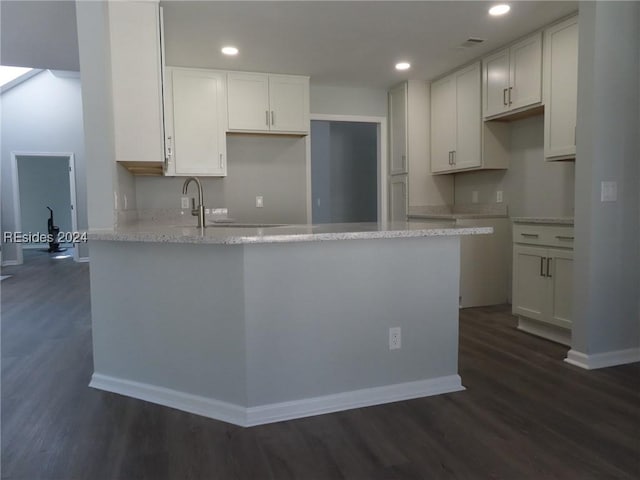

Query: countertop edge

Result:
[87,226,493,245]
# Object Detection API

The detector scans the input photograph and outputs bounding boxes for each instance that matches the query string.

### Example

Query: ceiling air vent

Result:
[458,37,485,48]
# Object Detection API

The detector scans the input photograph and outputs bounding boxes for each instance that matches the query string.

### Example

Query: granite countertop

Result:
[407,204,508,220]
[511,217,574,225]
[88,221,492,245]
[407,212,507,220]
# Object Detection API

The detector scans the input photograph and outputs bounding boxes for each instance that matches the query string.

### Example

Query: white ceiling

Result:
[1,1,578,89]
[162,0,578,88]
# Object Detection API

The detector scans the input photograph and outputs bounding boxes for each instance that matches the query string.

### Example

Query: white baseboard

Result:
[565,348,640,370]
[1,260,19,267]
[76,256,90,263]
[245,375,465,426]
[90,373,464,427]
[517,317,571,346]
[90,373,246,426]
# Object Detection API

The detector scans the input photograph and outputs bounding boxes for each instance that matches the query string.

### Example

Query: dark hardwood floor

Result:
[2,250,639,480]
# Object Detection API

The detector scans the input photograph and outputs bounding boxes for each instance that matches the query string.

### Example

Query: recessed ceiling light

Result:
[221,46,239,56]
[489,4,511,16]
[395,62,411,71]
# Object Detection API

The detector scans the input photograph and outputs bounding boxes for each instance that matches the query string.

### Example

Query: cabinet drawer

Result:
[513,224,574,248]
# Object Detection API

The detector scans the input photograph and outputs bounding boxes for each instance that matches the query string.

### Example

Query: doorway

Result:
[309,115,387,224]
[11,152,79,263]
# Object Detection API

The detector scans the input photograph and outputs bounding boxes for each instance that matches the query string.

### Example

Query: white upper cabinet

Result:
[430,74,456,173]
[108,1,164,164]
[227,73,309,134]
[454,64,482,170]
[164,68,228,176]
[544,16,579,161]
[389,83,408,175]
[483,32,542,119]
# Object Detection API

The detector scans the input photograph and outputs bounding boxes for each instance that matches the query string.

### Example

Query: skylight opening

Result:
[0,66,34,88]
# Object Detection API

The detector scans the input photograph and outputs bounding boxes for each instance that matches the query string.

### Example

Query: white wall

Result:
[0,70,88,262]
[569,1,639,363]
[136,136,308,224]
[310,84,388,117]
[453,115,575,217]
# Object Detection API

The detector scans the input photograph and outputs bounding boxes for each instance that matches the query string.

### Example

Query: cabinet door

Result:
[453,62,481,170]
[227,72,270,131]
[509,32,542,111]
[389,175,408,222]
[389,83,408,174]
[547,249,573,329]
[483,48,510,118]
[544,17,578,160]
[109,1,164,163]
[430,74,456,173]
[268,75,309,133]
[168,68,227,176]
[512,245,548,322]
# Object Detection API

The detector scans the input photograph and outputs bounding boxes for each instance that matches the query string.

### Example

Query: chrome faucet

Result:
[182,177,206,228]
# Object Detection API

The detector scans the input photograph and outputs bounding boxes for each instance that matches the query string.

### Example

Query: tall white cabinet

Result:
[164,68,228,176]
[108,1,164,166]
[227,73,309,134]
[544,16,579,161]
[483,32,542,119]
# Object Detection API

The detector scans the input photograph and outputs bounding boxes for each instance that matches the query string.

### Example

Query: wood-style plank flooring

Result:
[2,250,639,479]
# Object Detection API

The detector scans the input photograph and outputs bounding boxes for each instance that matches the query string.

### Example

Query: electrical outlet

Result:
[496,190,503,203]
[601,181,617,202]
[256,196,264,208]
[389,327,401,350]
[472,191,479,204]
[181,196,190,209]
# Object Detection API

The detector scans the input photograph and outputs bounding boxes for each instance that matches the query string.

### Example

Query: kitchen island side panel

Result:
[88,241,248,406]
[243,236,461,407]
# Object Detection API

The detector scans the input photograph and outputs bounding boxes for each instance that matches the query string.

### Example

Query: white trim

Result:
[517,317,571,346]
[309,114,388,223]
[9,152,80,264]
[89,373,464,428]
[89,373,246,426]
[245,375,464,427]
[1,260,19,267]
[77,256,91,263]
[565,348,640,370]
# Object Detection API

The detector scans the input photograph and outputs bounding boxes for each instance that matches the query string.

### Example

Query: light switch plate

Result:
[181,196,190,209]
[601,181,617,202]
[496,190,503,203]
[256,196,264,208]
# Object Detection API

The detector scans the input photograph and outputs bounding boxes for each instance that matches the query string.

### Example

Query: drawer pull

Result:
[555,235,574,240]
[540,257,545,277]
[521,233,539,238]
[546,257,552,278]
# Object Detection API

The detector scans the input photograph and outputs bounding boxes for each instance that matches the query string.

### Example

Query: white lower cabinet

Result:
[512,222,574,344]
[164,67,228,176]
[389,175,408,221]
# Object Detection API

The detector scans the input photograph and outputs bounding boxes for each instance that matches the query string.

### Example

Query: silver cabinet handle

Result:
[508,86,513,105]
[452,150,456,165]
[546,257,552,278]
[521,233,539,238]
[166,136,173,159]
[555,235,574,240]
[271,110,275,126]
[265,110,269,126]
[540,257,545,277]
[503,88,508,106]
[219,153,223,169]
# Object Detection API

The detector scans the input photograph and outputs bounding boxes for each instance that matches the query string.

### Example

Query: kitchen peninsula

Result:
[88,221,490,427]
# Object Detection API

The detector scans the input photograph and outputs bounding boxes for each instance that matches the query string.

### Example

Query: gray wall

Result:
[136,135,307,224]
[312,121,377,223]
[310,84,388,117]
[571,1,639,357]
[0,70,88,261]
[17,156,72,239]
[453,115,575,217]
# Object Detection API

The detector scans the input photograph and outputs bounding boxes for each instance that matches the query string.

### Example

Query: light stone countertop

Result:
[407,213,508,220]
[88,221,493,245]
[511,217,574,225]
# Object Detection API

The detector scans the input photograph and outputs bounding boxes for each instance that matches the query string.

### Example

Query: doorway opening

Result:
[309,115,387,224]
[10,152,79,263]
